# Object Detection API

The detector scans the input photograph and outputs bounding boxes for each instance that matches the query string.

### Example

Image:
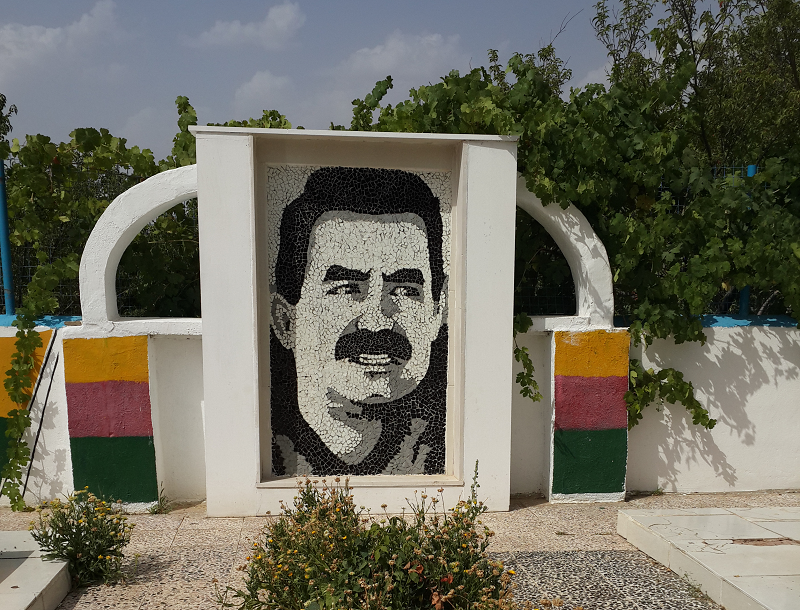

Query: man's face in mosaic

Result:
[272,211,446,457]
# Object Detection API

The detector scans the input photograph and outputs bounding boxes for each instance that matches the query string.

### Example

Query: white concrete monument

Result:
[191,128,518,515]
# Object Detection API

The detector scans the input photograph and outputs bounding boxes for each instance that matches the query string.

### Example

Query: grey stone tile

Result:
[491,550,724,610]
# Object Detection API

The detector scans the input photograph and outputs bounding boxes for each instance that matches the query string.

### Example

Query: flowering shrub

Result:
[224,466,523,609]
[30,488,135,586]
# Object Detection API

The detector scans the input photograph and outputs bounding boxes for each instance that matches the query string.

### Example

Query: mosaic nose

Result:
[356,280,398,331]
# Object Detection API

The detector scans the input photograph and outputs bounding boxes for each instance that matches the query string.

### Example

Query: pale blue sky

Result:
[1,1,611,159]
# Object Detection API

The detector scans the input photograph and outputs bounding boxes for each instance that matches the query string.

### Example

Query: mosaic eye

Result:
[389,285,421,298]
[325,282,363,296]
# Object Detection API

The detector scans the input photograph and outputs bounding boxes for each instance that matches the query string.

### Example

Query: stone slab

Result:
[0,532,70,610]
[618,508,800,610]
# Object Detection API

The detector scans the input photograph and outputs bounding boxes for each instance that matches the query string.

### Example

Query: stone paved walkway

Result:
[1,490,797,609]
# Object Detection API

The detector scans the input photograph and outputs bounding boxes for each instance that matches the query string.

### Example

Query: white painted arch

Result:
[79,165,198,328]
[515,176,614,329]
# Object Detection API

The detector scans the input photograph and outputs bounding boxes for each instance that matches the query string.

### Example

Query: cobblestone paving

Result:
[1,490,797,609]
[496,551,720,610]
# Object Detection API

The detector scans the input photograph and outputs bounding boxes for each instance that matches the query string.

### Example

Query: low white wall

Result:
[509,331,551,495]
[4,323,797,507]
[1,327,207,507]
[148,335,206,501]
[626,326,800,493]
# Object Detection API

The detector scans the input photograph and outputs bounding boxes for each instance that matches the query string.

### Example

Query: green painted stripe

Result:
[70,436,158,502]
[552,428,627,494]
[0,416,7,472]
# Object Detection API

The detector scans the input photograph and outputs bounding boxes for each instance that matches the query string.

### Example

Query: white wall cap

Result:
[62,318,202,339]
[515,176,615,329]
[525,316,594,333]
[79,165,198,327]
[190,126,518,143]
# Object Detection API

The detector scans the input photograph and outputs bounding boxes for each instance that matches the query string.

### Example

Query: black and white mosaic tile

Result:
[493,551,724,610]
[265,166,451,477]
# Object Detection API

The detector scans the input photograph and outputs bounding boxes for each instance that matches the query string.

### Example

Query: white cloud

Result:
[338,30,462,81]
[117,105,175,158]
[566,60,611,97]
[232,70,293,118]
[300,30,466,128]
[226,29,468,129]
[0,0,116,84]
[192,2,305,49]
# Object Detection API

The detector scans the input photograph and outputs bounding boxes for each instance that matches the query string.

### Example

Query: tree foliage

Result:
[344,0,799,427]
[0,93,17,148]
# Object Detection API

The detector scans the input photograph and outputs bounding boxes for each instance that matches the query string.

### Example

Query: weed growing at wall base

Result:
[30,488,135,586]
[222,465,525,610]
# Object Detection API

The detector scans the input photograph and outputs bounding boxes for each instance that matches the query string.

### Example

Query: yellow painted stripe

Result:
[63,336,149,384]
[0,330,53,418]
[554,330,630,378]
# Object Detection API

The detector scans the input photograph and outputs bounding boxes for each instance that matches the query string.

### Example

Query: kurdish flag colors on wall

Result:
[0,331,52,472]
[63,336,158,502]
[552,330,630,496]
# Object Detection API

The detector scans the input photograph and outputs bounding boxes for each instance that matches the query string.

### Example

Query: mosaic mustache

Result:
[334,329,412,364]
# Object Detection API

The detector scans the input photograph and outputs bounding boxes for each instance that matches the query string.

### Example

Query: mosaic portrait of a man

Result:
[267,166,451,476]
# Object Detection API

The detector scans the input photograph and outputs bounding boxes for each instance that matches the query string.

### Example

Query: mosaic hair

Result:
[274,167,446,306]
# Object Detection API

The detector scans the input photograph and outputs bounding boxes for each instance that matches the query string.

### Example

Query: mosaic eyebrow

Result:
[323,265,369,282]
[383,268,425,285]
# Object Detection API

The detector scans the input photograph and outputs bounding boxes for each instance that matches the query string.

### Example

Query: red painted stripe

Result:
[66,381,153,438]
[554,375,628,430]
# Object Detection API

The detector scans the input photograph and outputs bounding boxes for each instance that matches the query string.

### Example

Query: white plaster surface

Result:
[626,326,800,493]
[509,331,550,495]
[68,318,202,338]
[79,164,198,327]
[619,508,800,610]
[148,335,206,501]
[458,141,517,512]
[0,328,74,508]
[196,133,260,516]
[22,332,73,508]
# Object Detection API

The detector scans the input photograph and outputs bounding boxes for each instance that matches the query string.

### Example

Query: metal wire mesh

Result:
[0,163,788,320]
[0,242,81,315]
[514,274,576,316]
[0,157,140,316]
[514,209,577,317]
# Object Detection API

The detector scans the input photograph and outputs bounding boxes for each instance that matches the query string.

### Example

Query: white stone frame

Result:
[192,128,518,515]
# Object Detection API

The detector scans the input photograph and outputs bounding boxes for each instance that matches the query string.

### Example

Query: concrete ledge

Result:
[550,491,626,503]
[618,508,800,610]
[0,532,70,610]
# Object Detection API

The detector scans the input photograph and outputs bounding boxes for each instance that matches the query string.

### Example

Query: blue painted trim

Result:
[0,314,81,329]
[615,314,797,328]
[701,315,797,328]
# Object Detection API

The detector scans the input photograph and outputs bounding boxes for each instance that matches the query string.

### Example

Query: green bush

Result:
[29,488,135,586]
[223,468,520,610]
